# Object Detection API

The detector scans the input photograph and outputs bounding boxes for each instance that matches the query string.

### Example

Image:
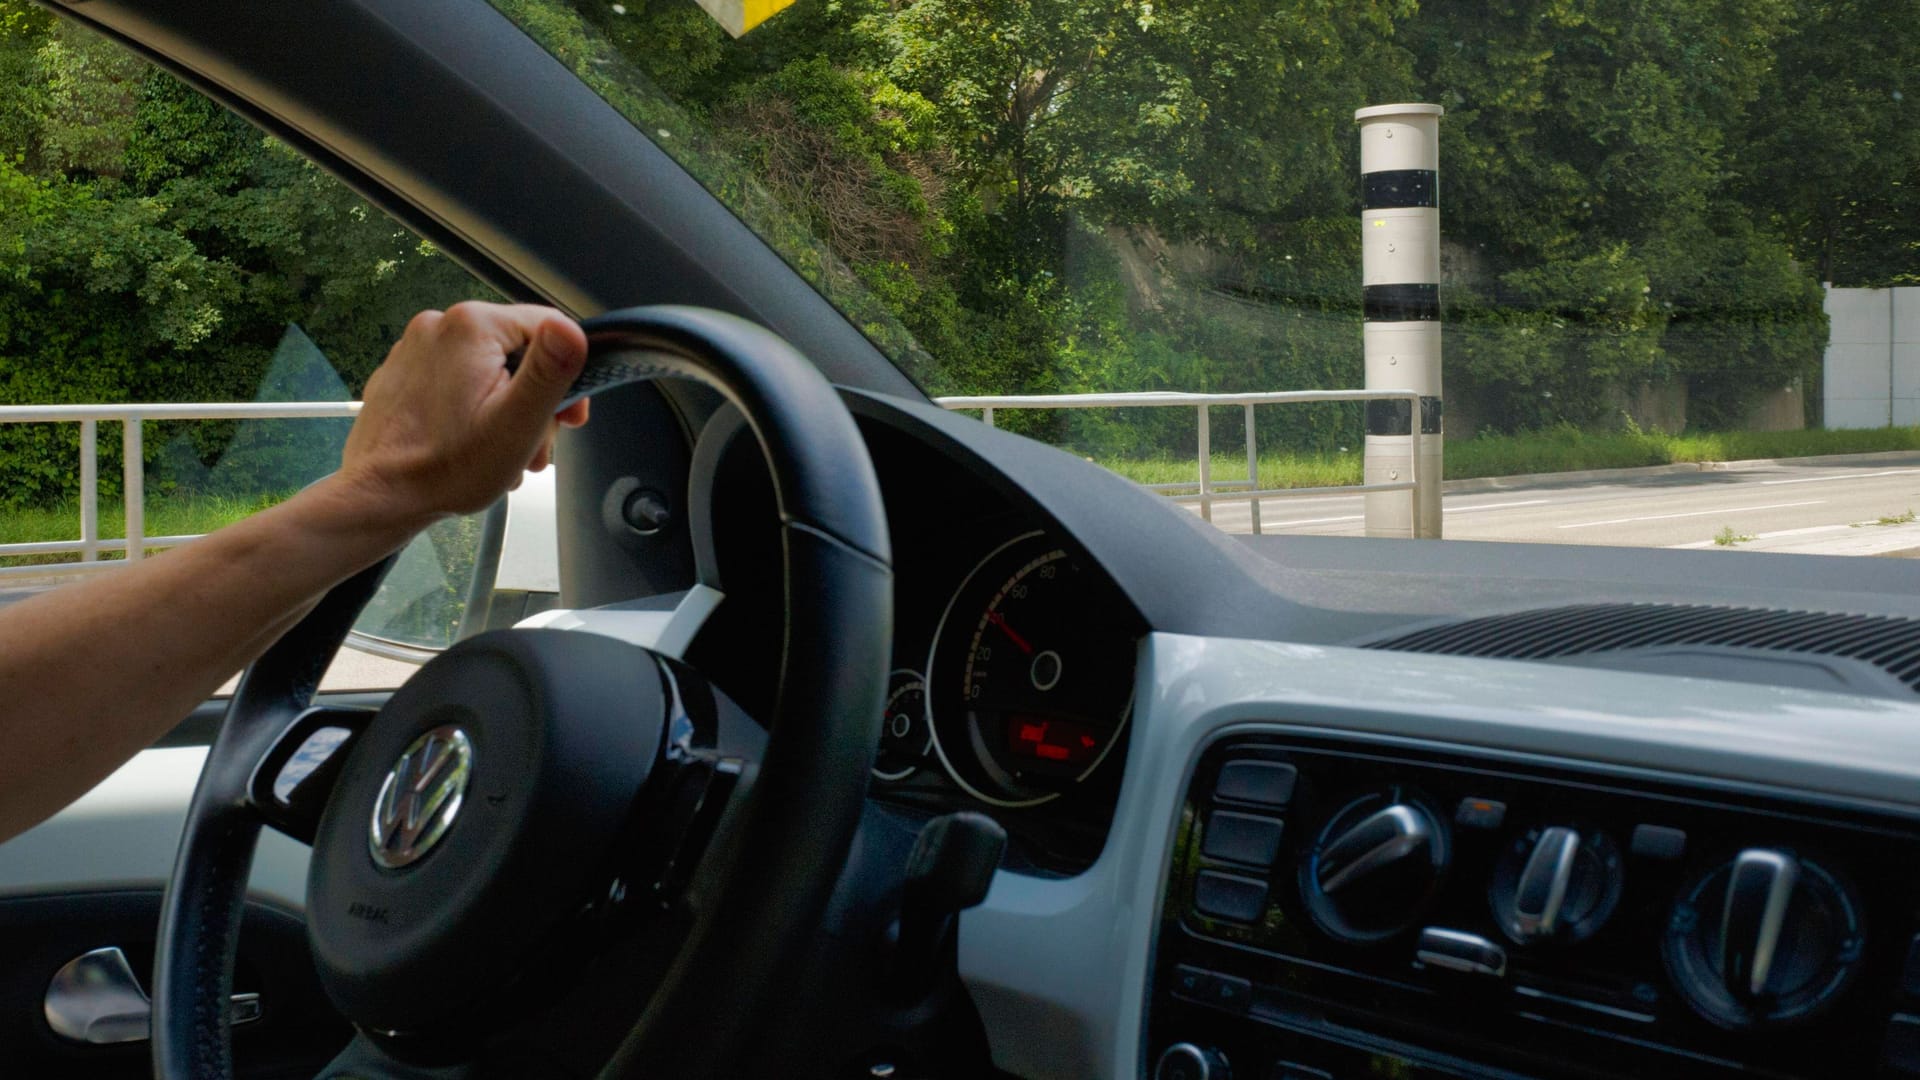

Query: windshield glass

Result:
[497,0,1920,554]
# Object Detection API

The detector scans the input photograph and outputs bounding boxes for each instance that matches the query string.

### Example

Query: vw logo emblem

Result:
[368,724,473,869]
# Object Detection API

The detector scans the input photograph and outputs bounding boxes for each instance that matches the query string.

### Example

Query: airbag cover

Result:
[306,629,662,1031]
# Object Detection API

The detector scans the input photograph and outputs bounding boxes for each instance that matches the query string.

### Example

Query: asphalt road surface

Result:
[1194,453,1920,557]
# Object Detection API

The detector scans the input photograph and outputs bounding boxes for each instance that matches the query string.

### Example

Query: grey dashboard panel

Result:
[954,632,1920,1079]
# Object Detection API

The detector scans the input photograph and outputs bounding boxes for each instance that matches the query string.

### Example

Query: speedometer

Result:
[926,531,1135,807]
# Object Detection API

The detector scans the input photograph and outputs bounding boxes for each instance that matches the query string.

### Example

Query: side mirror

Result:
[348,470,560,656]
[458,470,562,638]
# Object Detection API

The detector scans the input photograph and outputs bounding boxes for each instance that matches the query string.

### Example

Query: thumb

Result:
[495,317,588,437]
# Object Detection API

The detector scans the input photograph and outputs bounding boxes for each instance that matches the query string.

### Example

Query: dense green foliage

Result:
[5,0,1919,512]
[527,0,1905,450]
[0,2,494,507]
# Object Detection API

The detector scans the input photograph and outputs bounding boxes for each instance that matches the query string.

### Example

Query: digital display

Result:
[1005,714,1102,767]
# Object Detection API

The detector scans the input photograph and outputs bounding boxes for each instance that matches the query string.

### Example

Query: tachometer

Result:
[927,532,1134,807]
[872,669,930,781]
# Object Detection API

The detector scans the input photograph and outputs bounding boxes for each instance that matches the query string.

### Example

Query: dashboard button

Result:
[1454,797,1506,829]
[1216,761,1296,807]
[1203,811,1284,867]
[1416,927,1507,977]
[1194,870,1269,923]
[1171,964,1209,1002]
[1630,824,1687,861]
[1168,964,1250,1013]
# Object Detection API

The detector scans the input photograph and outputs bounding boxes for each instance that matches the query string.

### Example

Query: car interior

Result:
[6,1,1920,1079]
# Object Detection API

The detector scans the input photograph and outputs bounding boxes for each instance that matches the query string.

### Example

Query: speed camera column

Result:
[1356,103,1444,538]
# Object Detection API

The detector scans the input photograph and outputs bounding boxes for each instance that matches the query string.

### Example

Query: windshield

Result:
[497,0,1919,555]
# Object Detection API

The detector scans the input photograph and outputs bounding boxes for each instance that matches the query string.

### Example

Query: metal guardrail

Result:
[2,387,1419,577]
[0,401,361,576]
[934,389,1423,536]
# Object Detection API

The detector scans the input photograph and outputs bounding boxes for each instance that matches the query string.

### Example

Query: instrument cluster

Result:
[872,530,1135,809]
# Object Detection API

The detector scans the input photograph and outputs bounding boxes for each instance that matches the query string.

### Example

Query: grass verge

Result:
[0,491,290,569]
[1097,425,1920,491]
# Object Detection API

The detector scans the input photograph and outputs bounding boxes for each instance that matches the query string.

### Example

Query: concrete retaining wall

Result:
[1824,285,1920,428]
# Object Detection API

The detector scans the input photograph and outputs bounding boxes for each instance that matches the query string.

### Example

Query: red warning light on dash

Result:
[1006,714,1100,766]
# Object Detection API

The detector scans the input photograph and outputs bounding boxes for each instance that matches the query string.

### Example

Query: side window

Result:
[0,11,510,689]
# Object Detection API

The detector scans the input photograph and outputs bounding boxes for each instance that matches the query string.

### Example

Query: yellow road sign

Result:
[693,0,794,37]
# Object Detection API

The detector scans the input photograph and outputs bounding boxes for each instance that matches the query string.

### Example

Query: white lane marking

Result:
[1263,514,1366,526]
[1444,499,1552,514]
[1668,524,1853,549]
[1760,468,1920,486]
[1557,500,1826,530]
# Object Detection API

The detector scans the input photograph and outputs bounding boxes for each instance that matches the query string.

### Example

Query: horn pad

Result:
[306,629,663,1033]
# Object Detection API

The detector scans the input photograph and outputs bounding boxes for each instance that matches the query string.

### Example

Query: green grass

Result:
[0,491,290,569]
[1854,508,1918,528]
[1096,425,1920,492]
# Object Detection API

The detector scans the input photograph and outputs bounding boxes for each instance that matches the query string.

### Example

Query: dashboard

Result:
[19,385,1915,1079]
[673,388,1920,1080]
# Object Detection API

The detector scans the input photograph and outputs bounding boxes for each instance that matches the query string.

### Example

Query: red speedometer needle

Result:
[987,610,1034,655]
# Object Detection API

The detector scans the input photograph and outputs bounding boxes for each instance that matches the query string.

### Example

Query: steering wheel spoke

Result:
[245,705,377,844]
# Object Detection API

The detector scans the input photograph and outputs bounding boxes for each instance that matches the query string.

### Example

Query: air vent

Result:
[1363,604,1920,695]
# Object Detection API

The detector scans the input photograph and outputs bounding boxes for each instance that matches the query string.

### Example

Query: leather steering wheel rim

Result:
[151,305,893,1078]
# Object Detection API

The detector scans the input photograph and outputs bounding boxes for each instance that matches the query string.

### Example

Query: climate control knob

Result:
[1154,1042,1230,1080]
[1490,825,1622,944]
[1663,848,1863,1029]
[1300,794,1449,942]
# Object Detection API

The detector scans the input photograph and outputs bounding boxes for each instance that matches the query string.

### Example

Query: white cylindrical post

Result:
[1356,103,1444,538]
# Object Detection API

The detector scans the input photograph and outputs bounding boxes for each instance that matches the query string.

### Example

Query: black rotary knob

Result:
[1154,1043,1230,1080]
[1663,848,1863,1029]
[1299,793,1449,943]
[1490,825,1622,945]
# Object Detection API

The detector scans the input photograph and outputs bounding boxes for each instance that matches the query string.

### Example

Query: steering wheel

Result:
[150,306,893,1078]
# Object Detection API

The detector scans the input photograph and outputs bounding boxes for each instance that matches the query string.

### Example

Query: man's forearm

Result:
[0,473,432,843]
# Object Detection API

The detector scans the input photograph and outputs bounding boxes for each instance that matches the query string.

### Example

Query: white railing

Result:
[1,389,1421,576]
[933,389,1423,536]
[0,402,361,577]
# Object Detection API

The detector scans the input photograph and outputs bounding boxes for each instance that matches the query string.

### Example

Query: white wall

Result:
[1823,285,1920,428]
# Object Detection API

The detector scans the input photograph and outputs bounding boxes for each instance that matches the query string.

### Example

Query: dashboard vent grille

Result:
[1364,603,1920,693]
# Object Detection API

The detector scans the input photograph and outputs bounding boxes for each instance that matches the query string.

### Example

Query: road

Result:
[1194,453,1920,556]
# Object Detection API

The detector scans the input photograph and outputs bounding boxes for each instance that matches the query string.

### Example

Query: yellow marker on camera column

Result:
[692,0,795,37]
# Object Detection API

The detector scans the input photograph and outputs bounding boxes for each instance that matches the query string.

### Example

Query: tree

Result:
[0,6,492,507]
[1736,0,1920,286]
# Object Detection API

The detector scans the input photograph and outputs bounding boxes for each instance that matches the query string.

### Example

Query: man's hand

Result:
[339,301,591,529]
[0,302,594,844]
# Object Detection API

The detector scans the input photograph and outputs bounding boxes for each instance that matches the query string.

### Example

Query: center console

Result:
[1147,733,1920,1079]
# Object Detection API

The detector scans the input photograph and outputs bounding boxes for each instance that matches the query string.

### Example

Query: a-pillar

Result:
[1356,103,1443,538]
